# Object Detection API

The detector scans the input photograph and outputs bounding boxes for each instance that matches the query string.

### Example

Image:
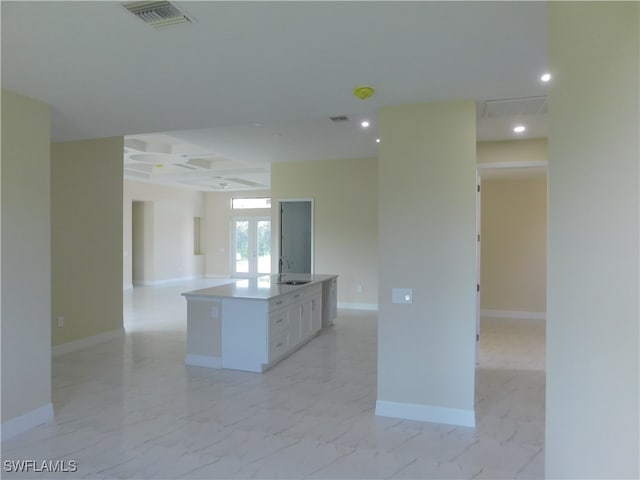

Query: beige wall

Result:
[377,100,477,425]
[480,177,547,314]
[547,2,639,478]
[477,138,547,164]
[1,90,52,427]
[52,137,124,347]
[271,158,378,307]
[123,180,206,287]
[204,189,271,277]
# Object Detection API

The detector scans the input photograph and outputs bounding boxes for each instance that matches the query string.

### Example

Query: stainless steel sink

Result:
[280,280,310,285]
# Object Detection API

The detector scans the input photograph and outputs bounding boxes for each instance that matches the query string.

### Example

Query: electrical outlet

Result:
[57,316,64,328]
[392,288,413,304]
[356,284,363,294]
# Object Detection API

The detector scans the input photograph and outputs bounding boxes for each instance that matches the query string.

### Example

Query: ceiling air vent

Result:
[329,115,350,123]
[480,96,548,118]
[122,1,192,27]
[175,163,197,171]
[225,178,263,188]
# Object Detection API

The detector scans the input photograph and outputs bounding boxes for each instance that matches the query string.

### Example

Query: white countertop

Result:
[182,274,337,301]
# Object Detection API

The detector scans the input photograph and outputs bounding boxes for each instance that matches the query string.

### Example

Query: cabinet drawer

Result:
[269,295,289,312]
[268,308,289,339]
[268,333,290,363]
[305,283,322,298]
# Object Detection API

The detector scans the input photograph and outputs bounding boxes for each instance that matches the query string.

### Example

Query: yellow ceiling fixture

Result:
[353,85,375,100]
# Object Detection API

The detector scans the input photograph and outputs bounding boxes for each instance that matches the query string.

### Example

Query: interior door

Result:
[279,201,312,274]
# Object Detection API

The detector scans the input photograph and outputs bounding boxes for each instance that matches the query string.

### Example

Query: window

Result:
[231,197,271,210]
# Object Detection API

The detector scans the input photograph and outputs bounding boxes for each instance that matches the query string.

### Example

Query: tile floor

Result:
[2,279,545,479]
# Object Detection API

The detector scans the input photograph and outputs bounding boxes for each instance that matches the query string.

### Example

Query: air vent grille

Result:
[175,163,197,171]
[329,115,350,122]
[480,96,548,118]
[225,178,263,187]
[122,1,191,27]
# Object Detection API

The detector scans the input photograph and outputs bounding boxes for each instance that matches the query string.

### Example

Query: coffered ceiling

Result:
[2,1,549,191]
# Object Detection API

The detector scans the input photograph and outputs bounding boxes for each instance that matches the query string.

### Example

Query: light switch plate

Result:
[392,288,413,304]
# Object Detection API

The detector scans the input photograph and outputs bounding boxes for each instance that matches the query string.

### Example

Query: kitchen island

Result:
[182,274,337,372]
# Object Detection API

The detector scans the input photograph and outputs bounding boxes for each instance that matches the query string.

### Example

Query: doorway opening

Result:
[278,199,313,274]
[476,162,547,370]
[132,200,153,286]
[231,216,271,277]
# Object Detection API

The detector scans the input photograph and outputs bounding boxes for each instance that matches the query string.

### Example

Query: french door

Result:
[232,216,271,277]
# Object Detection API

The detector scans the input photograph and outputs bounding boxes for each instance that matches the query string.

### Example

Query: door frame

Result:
[275,198,315,274]
[231,215,272,277]
[475,160,548,362]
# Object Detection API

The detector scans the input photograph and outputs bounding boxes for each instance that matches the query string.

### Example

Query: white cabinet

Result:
[322,276,338,327]
[299,284,322,344]
[311,292,322,333]
[267,306,290,363]
[288,290,303,347]
[285,283,322,351]
[184,274,337,373]
[222,282,324,372]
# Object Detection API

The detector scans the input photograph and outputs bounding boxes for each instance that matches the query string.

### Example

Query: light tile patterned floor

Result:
[2,280,545,479]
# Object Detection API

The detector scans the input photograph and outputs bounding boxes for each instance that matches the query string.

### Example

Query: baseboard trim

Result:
[376,400,476,428]
[52,328,125,357]
[480,309,546,321]
[185,354,222,369]
[338,302,378,311]
[134,275,204,287]
[1,403,54,441]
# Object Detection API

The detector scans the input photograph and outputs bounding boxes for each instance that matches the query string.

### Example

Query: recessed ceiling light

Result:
[376,138,380,143]
[361,120,370,128]
[540,73,552,82]
[513,125,526,133]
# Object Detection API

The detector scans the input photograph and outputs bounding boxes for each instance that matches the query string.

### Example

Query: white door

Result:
[279,200,313,274]
[232,216,271,277]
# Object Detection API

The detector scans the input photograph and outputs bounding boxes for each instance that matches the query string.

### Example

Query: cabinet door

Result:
[268,333,290,363]
[300,297,313,340]
[268,307,290,340]
[289,302,302,347]
[311,293,322,333]
[329,278,338,321]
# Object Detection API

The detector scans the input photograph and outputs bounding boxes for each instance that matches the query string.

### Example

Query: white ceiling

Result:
[2,1,549,191]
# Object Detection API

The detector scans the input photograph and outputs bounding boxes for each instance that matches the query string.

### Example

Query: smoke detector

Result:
[122,1,192,27]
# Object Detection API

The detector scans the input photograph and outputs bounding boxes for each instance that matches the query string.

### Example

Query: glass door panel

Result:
[233,219,249,275]
[256,218,271,274]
